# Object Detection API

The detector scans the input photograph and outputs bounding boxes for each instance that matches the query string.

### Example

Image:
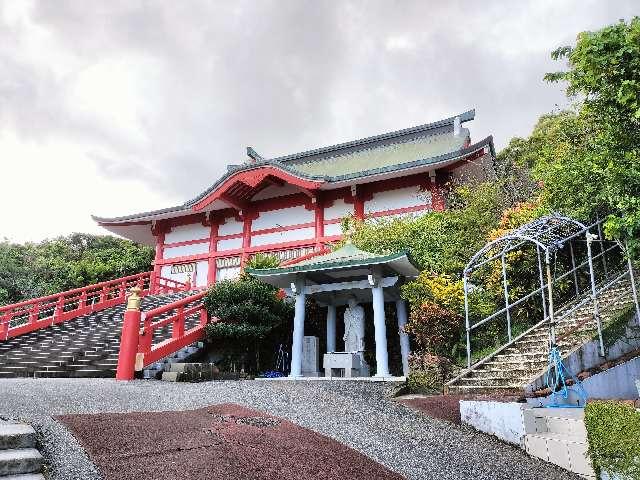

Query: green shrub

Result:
[406,354,454,394]
[585,401,640,479]
[204,277,293,372]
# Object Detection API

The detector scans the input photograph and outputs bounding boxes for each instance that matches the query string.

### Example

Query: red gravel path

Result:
[57,404,404,480]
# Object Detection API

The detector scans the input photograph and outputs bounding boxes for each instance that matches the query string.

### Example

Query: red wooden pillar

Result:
[207,222,218,287]
[240,210,256,267]
[151,229,165,294]
[431,179,445,211]
[116,288,142,381]
[314,197,324,249]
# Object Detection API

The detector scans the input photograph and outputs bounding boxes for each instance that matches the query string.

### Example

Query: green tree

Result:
[540,17,640,257]
[349,182,507,276]
[204,277,293,372]
[0,234,154,306]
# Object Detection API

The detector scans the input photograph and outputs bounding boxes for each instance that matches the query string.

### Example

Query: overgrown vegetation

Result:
[585,401,640,479]
[0,234,153,306]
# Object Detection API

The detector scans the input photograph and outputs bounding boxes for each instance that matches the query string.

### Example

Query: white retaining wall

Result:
[459,401,526,446]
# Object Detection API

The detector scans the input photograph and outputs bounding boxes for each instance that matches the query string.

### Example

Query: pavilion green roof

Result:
[246,243,420,278]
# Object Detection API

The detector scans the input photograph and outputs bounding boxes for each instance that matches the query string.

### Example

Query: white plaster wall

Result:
[217,266,241,281]
[164,223,210,244]
[323,222,342,237]
[160,261,208,287]
[163,242,209,259]
[252,205,314,231]
[218,218,243,236]
[460,401,526,446]
[251,226,315,247]
[217,237,243,251]
[195,260,208,287]
[364,186,430,214]
[324,198,353,220]
[160,265,190,284]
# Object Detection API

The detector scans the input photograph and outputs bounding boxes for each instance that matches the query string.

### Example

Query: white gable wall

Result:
[252,205,314,231]
[165,223,210,244]
[324,198,353,220]
[218,217,244,236]
[163,242,209,259]
[364,186,431,215]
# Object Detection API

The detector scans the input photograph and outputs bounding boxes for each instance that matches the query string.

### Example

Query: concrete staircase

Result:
[448,278,634,394]
[523,408,595,478]
[0,292,200,378]
[0,421,43,479]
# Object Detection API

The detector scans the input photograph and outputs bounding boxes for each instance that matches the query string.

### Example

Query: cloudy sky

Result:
[1,1,637,243]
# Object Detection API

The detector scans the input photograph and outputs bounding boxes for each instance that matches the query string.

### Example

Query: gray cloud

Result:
[1,0,637,204]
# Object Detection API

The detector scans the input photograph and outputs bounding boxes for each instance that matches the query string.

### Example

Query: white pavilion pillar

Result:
[289,277,306,378]
[395,299,410,376]
[326,304,337,353]
[372,282,390,377]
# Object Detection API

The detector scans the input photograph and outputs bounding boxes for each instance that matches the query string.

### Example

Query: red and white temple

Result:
[93,110,495,293]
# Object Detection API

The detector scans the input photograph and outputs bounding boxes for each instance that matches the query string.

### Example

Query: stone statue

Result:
[343,298,365,352]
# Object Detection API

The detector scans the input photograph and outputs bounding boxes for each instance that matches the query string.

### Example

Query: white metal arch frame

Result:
[461,213,639,369]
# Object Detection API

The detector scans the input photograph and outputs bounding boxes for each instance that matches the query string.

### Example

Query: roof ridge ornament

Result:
[246,146,264,163]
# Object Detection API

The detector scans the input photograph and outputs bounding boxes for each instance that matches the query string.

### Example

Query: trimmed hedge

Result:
[585,401,640,479]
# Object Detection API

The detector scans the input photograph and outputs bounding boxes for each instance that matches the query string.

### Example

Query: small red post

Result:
[199,307,208,326]
[53,297,65,324]
[116,287,142,381]
[0,313,9,340]
[173,306,185,339]
[78,291,87,310]
[29,303,40,324]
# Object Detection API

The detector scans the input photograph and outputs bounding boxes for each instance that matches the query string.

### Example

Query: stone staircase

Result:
[0,292,201,378]
[448,277,634,394]
[523,408,595,478]
[0,421,43,479]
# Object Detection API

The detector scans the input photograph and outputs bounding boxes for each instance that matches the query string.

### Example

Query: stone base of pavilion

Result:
[256,376,406,382]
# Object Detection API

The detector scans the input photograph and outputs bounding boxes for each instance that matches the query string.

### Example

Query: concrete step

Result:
[0,448,43,476]
[0,473,46,479]
[524,433,593,477]
[0,424,36,450]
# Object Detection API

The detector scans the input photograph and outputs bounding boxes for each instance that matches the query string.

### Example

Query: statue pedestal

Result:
[323,352,370,378]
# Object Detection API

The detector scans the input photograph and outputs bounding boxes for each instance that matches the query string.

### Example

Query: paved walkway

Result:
[0,379,579,480]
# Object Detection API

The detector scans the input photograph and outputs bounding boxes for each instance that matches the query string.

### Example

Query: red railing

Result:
[0,272,193,341]
[155,276,190,294]
[116,289,212,379]
[0,272,153,341]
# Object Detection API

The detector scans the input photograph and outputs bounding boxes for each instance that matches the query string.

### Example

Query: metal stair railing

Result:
[446,268,634,388]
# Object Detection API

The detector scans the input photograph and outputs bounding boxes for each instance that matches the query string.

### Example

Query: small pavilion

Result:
[247,243,420,378]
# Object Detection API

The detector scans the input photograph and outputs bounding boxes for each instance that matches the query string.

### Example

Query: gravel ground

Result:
[0,379,579,480]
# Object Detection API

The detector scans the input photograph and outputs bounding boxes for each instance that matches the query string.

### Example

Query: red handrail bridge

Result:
[0,272,210,379]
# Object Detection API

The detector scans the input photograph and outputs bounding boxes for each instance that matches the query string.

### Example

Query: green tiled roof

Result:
[289,132,467,177]
[246,243,414,276]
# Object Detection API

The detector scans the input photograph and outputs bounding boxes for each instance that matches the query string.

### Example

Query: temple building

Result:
[93,109,495,292]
